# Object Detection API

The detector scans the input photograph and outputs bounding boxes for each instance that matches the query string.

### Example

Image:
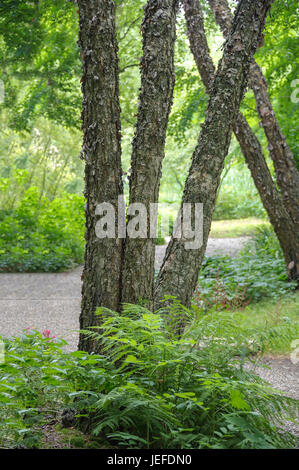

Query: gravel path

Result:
[247,357,299,439]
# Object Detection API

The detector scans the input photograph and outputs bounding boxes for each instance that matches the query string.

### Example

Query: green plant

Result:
[213,167,267,220]
[76,304,298,449]
[196,234,296,308]
[253,223,282,257]
[0,328,106,448]
[0,187,85,272]
[1,304,298,449]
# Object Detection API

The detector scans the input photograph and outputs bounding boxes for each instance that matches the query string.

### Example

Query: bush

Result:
[0,186,169,271]
[1,305,297,449]
[196,228,296,309]
[0,187,85,272]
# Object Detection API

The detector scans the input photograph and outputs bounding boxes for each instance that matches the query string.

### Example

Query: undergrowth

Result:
[0,188,84,272]
[0,303,298,449]
[196,225,297,309]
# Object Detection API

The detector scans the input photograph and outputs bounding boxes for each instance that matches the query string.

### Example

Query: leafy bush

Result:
[0,329,105,448]
[196,227,296,309]
[1,304,297,449]
[0,187,85,272]
[0,186,170,271]
[197,254,295,307]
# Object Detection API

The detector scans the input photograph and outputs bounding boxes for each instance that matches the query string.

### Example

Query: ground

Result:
[246,357,299,437]
[0,237,249,346]
[0,236,298,438]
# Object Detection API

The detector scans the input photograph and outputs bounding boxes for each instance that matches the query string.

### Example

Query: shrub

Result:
[196,227,296,309]
[2,304,296,449]
[56,304,299,448]
[253,223,282,257]
[0,187,85,272]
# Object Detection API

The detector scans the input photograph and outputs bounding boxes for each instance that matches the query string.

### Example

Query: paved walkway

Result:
[0,238,249,349]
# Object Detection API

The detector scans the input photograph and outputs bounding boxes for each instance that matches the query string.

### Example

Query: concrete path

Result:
[0,237,249,349]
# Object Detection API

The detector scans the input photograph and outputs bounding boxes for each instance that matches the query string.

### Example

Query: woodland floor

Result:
[0,237,250,345]
[0,236,298,439]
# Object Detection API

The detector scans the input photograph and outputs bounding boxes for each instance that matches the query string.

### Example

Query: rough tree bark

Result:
[235,115,299,281]
[208,0,299,232]
[121,0,177,307]
[154,0,274,309]
[78,0,124,352]
[249,64,299,231]
[184,0,299,282]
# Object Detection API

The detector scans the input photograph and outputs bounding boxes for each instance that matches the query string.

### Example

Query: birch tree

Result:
[183,0,299,283]
[78,0,273,352]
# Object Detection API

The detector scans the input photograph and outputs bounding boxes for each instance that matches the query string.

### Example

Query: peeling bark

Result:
[155,0,274,309]
[121,0,177,307]
[185,0,299,282]
[208,0,299,231]
[78,0,124,352]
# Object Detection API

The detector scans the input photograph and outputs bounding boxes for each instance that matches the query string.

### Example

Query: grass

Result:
[210,218,270,238]
[223,291,299,355]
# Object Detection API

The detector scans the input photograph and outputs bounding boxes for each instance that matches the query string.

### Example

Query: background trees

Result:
[184,0,299,283]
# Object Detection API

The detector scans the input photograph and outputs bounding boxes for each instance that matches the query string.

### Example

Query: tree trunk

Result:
[249,62,299,230]
[154,0,274,309]
[121,0,177,307]
[208,0,299,231]
[235,114,299,281]
[78,0,124,352]
[184,0,299,282]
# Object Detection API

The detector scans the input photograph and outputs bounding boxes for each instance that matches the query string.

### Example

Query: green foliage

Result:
[0,186,175,272]
[0,329,105,448]
[0,0,145,135]
[197,253,294,306]
[1,305,298,449]
[257,0,299,167]
[253,223,282,257]
[0,117,84,208]
[213,163,267,220]
[0,0,81,130]
[197,232,296,308]
[76,304,298,449]
[0,188,85,272]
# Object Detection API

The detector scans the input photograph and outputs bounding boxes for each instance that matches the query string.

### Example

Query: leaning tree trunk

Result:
[184,0,299,282]
[208,0,299,232]
[154,0,274,310]
[249,64,299,231]
[121,0,177,307]
[235,115,299,281]
[78,0,124,352]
